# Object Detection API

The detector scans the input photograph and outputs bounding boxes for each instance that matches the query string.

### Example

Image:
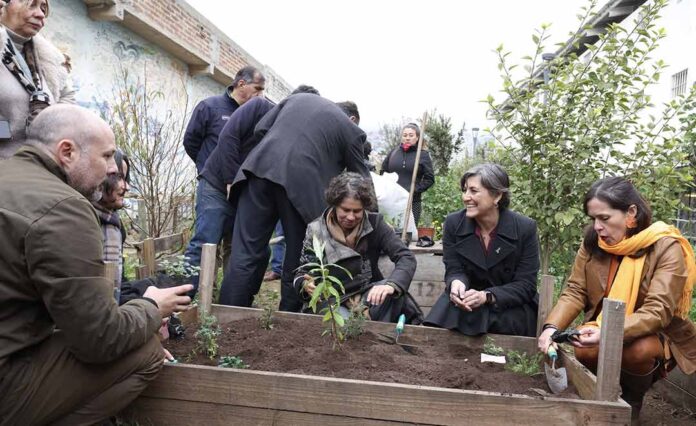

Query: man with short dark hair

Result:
[0,104,192,424]
[182,65,265,292]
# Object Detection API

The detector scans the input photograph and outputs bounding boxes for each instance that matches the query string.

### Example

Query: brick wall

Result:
[79,0,291,101]
[130,0,213,59]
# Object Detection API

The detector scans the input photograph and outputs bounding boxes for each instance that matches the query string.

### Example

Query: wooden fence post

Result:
[198,243,217,321]
[104,261,120,301]
[142,238,156,277]
[595,298,626,401]
[537,274,555,336]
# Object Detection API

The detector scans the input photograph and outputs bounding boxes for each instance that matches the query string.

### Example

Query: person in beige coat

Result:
[538,177,696,423]
[0,105,193,425]
[0,0,75,158]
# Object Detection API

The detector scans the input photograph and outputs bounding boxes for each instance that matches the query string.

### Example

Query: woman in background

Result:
[380,123,434,225]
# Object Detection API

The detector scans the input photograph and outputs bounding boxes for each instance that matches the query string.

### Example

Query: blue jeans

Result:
[183,178,235,294]
[270,221,285,274]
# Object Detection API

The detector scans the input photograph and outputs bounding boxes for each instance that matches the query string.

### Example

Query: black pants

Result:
[219,176,305,311]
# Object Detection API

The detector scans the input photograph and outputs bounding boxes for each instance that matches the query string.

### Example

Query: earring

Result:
[626,217,637,229]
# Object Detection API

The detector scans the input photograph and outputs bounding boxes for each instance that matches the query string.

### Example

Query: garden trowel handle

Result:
[547,345,558,370]
[395,314,406,336]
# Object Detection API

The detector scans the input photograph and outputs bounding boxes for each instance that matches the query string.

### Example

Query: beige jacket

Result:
[546,238,696,374]
[0,27,76,158]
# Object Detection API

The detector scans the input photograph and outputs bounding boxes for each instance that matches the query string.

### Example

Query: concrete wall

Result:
[42,0,292,111]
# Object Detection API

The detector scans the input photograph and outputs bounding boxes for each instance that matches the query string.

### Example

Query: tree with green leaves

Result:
[423,110,465,175]
[486,0,696,278]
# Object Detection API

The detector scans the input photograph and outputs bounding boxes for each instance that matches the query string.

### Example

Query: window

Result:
[671,68,689,98]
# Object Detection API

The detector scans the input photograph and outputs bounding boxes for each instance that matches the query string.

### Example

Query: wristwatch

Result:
[485,291,494,305]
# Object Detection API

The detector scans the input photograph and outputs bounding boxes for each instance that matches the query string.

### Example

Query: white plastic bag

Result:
[370,172,418,241]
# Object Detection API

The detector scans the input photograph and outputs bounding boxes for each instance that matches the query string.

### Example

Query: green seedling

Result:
[303,235,353,350]
[482,337,505,356]
[344,303,367,340]
[258,289,280,330]
[505,350,543,376]
[194,313,220,360]
[159,255,200,279]
[218,355,249,369]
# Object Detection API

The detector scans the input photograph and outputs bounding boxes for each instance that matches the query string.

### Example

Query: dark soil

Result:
[640,389,696,425]
[166,316,579,399]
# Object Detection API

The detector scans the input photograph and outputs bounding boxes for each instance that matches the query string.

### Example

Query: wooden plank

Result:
[595,298,626,401]
[135,265,147,280]
[153,232,185,253]
[536,275,555,336]
[133,232,185,253]
[142,238,156,277]
[198,243,217,320]
[127,397,406,425]
[141,363,629,425]
[560,349,597,400]
[104,261,119,300]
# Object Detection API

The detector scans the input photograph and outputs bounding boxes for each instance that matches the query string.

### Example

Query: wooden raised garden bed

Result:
[114,243,631,425]
[123,304,630,425]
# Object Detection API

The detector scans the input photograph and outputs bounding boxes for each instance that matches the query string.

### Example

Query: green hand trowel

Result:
[545,346,568,394]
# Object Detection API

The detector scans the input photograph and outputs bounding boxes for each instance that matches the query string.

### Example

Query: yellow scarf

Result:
[590,221,695,327]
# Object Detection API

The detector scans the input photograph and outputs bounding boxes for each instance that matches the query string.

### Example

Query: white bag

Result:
[370,172,418,241]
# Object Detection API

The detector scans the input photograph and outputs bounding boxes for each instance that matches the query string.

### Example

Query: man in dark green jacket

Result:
[0,105,193,425]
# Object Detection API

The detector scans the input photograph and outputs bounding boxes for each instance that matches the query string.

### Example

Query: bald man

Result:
[0,105,193,425]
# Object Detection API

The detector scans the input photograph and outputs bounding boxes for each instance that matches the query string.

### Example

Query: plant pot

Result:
[417,226,435,239]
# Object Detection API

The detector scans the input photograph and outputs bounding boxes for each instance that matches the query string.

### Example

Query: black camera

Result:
[551,328,581,344]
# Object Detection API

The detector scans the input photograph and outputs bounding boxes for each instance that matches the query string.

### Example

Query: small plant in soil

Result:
[159,255,200,279]
[303,235,353,350]
[218,355,249,369]
[344,304,367,340]
[505,350,543,376]
[194,313,220,360]
[258,289,280,330]
[482,337,505,356]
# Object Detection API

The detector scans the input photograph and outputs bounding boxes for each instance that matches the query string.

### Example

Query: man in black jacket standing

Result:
[219,94,371,311]
[182,66,265,292]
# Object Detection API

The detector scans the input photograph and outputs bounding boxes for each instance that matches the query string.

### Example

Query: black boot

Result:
[620,362,660,425]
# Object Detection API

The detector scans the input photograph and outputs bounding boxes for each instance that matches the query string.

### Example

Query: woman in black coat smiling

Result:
[424,164,540,336]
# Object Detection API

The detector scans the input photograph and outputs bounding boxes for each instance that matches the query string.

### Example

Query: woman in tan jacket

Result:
[538,177,696,422]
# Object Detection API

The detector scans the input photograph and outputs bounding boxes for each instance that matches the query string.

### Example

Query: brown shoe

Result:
[263,271,281,281]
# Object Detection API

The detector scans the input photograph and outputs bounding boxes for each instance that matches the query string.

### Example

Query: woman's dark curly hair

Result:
[325,172,376,211]
[582,176,652,257]
[101,149,130,197]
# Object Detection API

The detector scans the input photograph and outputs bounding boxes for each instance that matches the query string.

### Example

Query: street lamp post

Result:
[472,127,479,159]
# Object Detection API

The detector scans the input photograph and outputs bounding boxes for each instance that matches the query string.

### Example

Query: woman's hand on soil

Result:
[537,327,557,354]
[302,274,316,296]
[571,327,600,348]
[366,284,395,305]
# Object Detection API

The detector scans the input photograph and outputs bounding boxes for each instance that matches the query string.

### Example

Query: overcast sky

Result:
[187,0,587,134]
